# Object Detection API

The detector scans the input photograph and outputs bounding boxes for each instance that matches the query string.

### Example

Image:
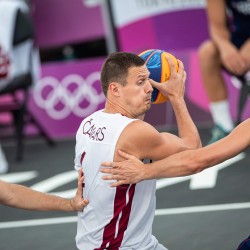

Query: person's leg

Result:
[198,40,227,102]
[198,40,234,143]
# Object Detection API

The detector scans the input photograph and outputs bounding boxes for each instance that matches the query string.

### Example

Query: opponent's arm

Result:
[101,119,250,186]
[145,119,250,178]
[0,169,89,211]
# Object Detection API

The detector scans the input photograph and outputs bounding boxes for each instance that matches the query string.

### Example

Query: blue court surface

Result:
[0,127,250,250]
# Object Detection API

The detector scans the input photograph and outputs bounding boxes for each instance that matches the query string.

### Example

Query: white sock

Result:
[0,144,8,174]
[244,70,250,82]
[210,100,234,131]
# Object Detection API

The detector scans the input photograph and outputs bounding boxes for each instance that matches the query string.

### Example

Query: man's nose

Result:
[146,80,153,93]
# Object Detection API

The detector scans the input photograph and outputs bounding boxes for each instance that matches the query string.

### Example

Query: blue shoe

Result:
[207,124,231,145]
[236,235,250,250]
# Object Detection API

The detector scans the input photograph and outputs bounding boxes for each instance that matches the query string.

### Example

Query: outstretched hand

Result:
[100,150,146,187]
[71,169,89,211]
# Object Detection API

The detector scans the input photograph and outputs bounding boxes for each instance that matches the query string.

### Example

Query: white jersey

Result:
[74,110,165,250]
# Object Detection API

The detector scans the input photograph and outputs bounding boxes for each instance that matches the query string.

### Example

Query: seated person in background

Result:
[198,0,250,144]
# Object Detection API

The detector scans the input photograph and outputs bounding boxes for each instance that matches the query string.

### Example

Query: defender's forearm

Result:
[144,119,250,179]
[4,183,73,211]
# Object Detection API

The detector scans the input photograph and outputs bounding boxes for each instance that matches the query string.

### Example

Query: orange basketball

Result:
[139,49,179,104]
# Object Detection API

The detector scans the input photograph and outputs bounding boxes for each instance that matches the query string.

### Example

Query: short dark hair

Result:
[100,52,145,96]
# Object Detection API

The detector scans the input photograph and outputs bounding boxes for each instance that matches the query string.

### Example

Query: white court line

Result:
[0,216,77,229]
[30,171,77,192]
[1,202,250,229]
[0,171,38,183]
[155,202,250,216]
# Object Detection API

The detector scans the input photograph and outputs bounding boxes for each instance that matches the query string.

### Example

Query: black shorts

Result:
[231,31,250,48]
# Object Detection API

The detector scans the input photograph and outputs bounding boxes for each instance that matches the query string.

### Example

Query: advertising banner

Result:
[31,0,105,48]
[110,0,208,53]
[29,57,106,138]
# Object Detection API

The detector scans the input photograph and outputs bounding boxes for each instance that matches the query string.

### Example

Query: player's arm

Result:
[118,59,201,161]
[101,119,250,186]
[142,118,250,179]
[151,58,201,151]
[0,169,89,211]
[115,60,201,162]
[118,120,197,162]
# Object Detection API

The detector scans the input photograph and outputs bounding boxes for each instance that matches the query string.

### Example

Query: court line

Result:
[0,171,38,184]
[0,216,77,229]
[30,171,77,192]
[155,202,250,215]
[1,202,250,229]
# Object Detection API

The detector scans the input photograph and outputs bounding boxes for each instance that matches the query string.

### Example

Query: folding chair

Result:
[236,76,250,125]
[0,8,54,161]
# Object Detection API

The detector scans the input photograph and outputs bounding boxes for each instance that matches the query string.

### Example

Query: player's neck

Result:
[104,99,134,118]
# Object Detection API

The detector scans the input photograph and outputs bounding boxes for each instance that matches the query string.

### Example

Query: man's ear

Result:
[109,82,120,97]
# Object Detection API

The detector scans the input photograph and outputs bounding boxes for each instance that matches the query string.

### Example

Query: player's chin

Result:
[137,104,151,117]
[145,103,151,111]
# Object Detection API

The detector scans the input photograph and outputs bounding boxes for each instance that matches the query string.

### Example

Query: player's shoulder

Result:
[239,118,250,128]
[245,118,250,124]
[127,119,155,128]
[117,120,164,159]
[124,119,159,138]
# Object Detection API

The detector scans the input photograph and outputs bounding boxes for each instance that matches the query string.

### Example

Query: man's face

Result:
[119,65,153,118]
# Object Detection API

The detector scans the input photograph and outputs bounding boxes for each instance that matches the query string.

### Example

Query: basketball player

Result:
[100,118,250,185]
[74,52,201,249]
[198,0,250,144]
[0,169,89,211]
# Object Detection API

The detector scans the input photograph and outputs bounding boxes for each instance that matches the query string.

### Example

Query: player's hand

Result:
[100,150,146,187]
[149,58,186,101]
[71,169,89,211]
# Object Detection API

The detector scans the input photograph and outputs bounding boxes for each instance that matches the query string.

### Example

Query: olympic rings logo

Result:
[33,72,105,120]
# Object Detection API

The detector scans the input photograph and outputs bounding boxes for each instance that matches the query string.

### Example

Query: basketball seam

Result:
[144,49,159,64]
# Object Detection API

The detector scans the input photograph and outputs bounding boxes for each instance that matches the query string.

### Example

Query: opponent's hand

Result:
[149,57,186,101]
[71,169,89,211]
[100,150,146,187]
